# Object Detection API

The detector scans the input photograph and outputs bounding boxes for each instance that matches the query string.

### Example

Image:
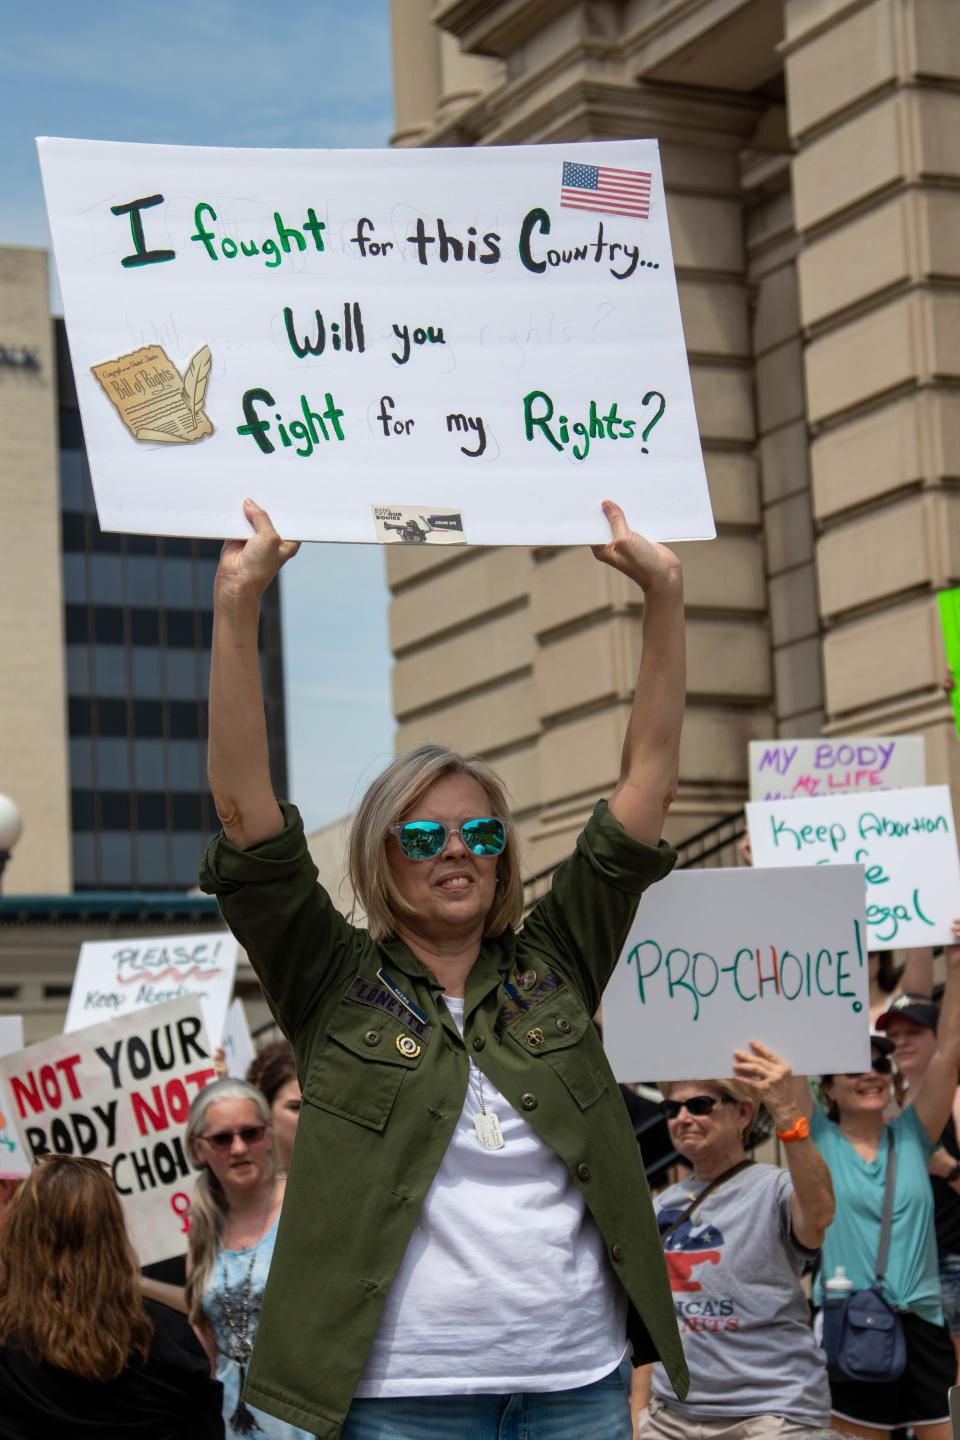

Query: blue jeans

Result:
[340,1368,632,1439]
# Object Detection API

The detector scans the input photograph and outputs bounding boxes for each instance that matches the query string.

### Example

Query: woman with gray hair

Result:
[185,1079,311,1440]
[200,496,688,1439]
[639,1043,835,1438]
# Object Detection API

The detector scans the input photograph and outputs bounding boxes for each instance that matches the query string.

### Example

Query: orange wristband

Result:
[776,1115,811,1143]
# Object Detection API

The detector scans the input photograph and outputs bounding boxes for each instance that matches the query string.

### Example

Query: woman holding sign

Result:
[640,1043,835,1437]
[200,498,688,1439]
[804,942,960,1440]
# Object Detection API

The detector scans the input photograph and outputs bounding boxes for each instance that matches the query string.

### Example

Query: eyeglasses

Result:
[660,1095,736,1121]
[839,1055,893,1078]
[200,1125,269,1151]
[389,817,508,861]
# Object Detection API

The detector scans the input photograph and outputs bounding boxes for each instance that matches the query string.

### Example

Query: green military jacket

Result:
[199,798,688,1438]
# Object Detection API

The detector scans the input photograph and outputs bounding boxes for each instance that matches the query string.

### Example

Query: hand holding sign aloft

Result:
[215,498,300,604]
[593,500,685,848]
[209,499,299,849]
[732,1039,835,1251]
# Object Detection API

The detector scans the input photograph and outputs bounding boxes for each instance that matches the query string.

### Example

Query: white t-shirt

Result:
[354,995,627,1396]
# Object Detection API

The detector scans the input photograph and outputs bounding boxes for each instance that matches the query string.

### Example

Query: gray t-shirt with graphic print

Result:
[651,1162,830,1425]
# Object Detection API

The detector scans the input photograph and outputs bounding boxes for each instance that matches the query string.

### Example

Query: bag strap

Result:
[660,1159,754,1244]
[875,1128,898,1286]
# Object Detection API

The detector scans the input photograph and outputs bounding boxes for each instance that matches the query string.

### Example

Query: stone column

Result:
[434,30,501,128]
[744,152,823,739]
[784,0,960,791]
[0,247,71,892]
[390,0,442,148]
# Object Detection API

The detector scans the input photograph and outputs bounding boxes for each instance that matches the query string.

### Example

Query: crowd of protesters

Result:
[2,503,960,1440]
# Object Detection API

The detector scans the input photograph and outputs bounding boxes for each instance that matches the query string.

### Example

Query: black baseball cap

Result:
[875,993,940,1033]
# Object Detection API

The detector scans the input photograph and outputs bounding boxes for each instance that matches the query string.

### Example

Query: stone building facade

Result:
[387,0,960,871]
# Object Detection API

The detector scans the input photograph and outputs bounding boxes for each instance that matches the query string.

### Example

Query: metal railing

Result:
[521,806,745,911]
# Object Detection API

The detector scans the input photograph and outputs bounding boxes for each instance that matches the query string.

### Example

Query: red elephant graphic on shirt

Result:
[659,1212,725,1292]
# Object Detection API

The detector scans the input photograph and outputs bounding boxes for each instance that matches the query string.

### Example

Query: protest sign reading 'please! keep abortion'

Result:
[603,865,869,1083]
[37,137,714,546]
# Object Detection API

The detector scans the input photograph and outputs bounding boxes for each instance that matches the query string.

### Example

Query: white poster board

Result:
[38,136,714,547]
[0,998,216,1263]
[221,998,255,1081]
[603,866,869,1082]
[747,784,960,948]
[0,1017,29,1180]
[64,932,237,1043]
[749,736,926,801]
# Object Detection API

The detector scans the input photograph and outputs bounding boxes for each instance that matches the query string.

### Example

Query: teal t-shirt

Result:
[811,1102,942,1324]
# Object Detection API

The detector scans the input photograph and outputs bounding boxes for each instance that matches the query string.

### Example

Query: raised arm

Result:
[209,498,300,849]
[592,500,685,846]
[913,920,960,1142]
[733,1040,835,1250]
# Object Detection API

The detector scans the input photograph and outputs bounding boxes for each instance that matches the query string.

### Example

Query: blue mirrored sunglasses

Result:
[389,817,508,861]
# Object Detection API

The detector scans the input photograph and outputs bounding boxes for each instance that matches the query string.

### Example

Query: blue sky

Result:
[2,2,396,831]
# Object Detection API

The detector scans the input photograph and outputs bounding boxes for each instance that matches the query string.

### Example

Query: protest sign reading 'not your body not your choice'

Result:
[38,137,714,547]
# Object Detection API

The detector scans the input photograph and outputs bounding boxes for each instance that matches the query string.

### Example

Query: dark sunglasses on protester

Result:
[201,1125,269,1151]
[659,1095,736,1121]
[841,1054,893,1077]
[389,817,508,861]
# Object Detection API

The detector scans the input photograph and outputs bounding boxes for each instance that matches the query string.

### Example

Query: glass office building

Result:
[56,323,287,890]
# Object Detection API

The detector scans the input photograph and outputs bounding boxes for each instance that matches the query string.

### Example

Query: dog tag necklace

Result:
[469,1061,504,1150]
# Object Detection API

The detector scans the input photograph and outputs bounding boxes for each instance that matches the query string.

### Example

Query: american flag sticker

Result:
[560,161,652,220]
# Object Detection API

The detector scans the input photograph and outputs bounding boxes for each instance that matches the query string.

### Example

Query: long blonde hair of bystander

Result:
[184,1078,275,1325]
[0,1156,152,1382]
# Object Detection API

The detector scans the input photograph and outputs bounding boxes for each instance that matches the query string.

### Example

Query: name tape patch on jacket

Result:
[347,975,433,1042]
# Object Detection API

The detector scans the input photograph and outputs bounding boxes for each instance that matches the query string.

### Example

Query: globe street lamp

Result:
[0,795,23,893]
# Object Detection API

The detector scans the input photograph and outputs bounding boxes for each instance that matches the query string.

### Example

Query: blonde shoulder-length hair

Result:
[349,743,524,942]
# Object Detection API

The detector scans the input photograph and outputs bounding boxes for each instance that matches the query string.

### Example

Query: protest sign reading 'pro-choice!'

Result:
[38,137,714,547]
[602,865,869,1083]
[747,784,960,948]
[0,998,217,1263]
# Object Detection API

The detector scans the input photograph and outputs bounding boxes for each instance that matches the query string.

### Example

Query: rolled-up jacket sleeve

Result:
[519,799,676,1012]
[199,801,363,1045]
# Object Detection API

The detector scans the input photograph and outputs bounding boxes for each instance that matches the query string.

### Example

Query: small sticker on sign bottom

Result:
[372,506,466,546]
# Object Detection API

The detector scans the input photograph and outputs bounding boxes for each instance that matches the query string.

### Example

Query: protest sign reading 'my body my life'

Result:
[603,865,869,1083]
[748,736,926,802]
[747,784,960,948]
[0,998,216,1263]
[38,138,714,546]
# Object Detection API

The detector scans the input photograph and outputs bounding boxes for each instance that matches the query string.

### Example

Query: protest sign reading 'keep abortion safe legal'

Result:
[64,931,238,1044]
[748,735,926,802]
[747,784,960,948]
[602,866,869,1083]
[0,998,217,1263]
[38,137,714,547]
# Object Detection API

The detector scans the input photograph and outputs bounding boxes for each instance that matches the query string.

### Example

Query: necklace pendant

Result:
[474,1110,505,1150]
[231,1337,252,1363]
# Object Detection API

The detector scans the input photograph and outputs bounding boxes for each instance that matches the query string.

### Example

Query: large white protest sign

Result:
[749,736,926,802]
[221,998,255,1080]
[38,137,714,547]
[0,998,216,1263]
[64,931,237,1042]
[603,866,869,1082]
[747,784,960,948]
[0,1017,29,1180]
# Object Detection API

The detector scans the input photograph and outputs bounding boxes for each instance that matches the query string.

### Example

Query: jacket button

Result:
[363,1029,381,1047]
[612,1244,625,1263]
[577,1163,591,1182]
[520,1092,537,1111]
[472,1036,485,1052]
[556,1017,572,1034]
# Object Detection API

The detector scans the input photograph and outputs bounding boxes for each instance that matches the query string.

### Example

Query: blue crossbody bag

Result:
[822,1130,907,1383]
